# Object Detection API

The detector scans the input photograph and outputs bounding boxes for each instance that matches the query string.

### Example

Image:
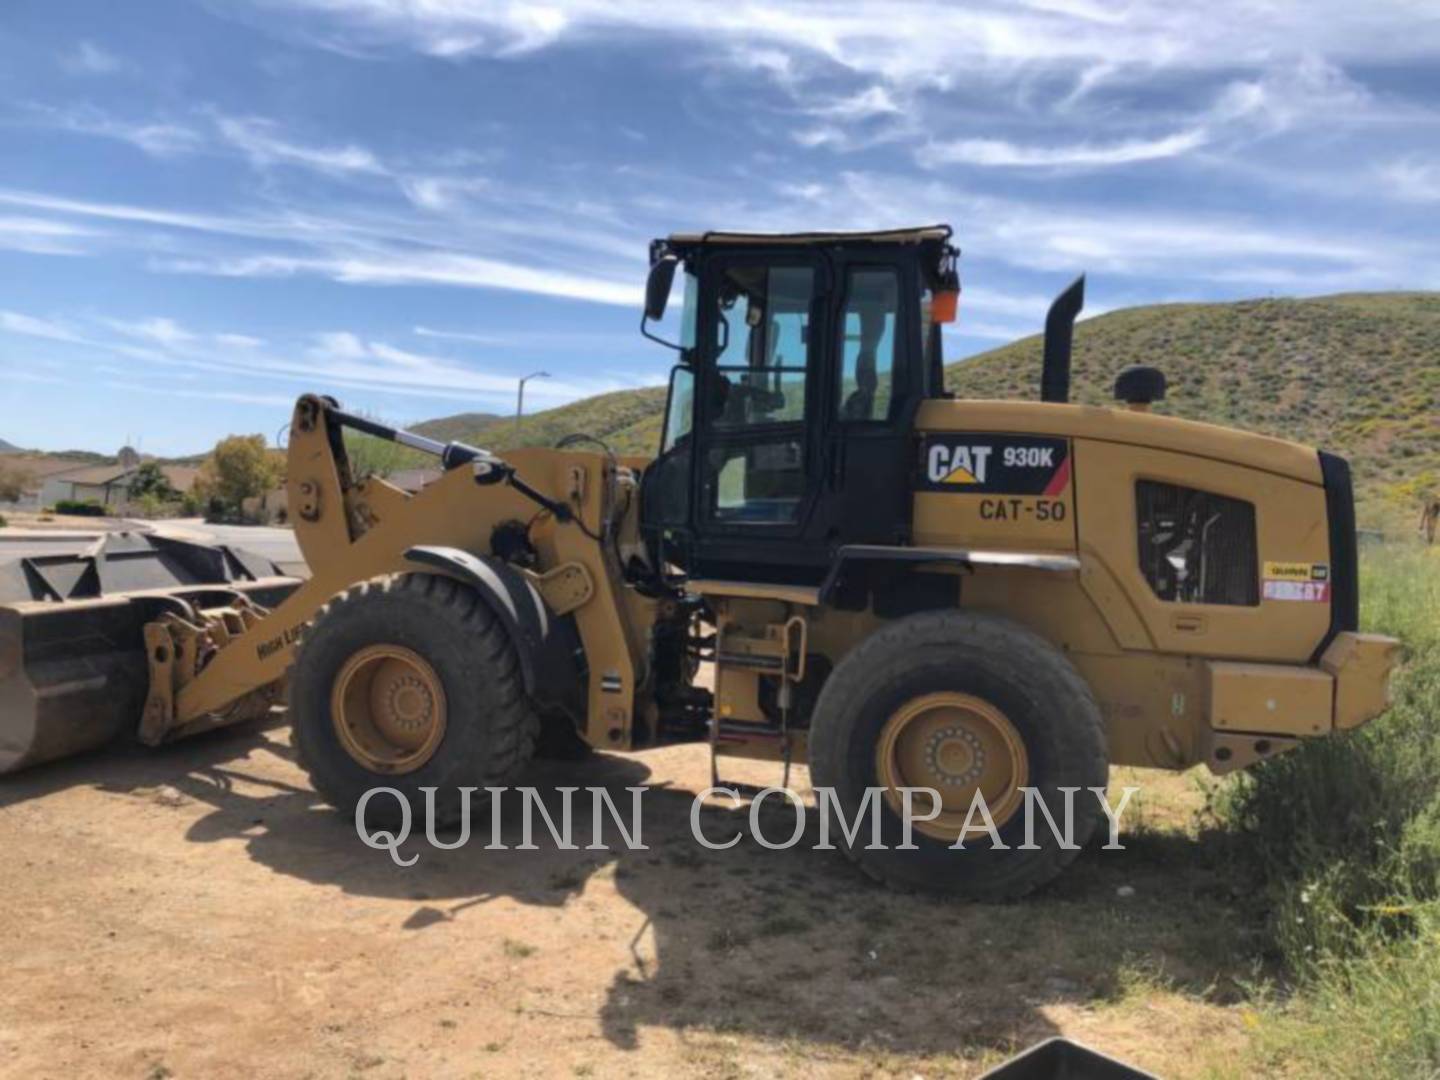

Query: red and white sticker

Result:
[1263,579,1331,602]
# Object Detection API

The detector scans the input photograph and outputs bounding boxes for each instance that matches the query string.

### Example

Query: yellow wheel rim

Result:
[875,691,1029,841]
[330,644,447,774]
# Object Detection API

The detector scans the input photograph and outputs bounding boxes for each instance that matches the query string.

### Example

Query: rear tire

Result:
[289,572,538,827]
[808,610,1107,899]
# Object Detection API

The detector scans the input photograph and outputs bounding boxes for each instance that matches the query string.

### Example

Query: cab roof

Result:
[664,225,952,248]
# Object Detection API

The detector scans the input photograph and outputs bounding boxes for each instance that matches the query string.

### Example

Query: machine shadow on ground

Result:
[1,717,1268,1065]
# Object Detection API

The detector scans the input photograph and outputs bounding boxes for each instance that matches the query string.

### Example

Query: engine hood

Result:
[915,399,1323,484]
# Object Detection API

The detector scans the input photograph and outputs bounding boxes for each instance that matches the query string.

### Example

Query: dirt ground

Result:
[0,718,1267,1079]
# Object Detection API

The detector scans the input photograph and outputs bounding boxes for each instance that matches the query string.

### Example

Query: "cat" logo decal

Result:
[927,444,992,485]
[919,434,1071,496]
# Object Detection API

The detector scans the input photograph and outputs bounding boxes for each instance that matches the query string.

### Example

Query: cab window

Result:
[837,268,899,421]
[709,264,813,428]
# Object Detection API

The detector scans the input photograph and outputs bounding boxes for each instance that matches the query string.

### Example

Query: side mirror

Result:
[645,255,679,322]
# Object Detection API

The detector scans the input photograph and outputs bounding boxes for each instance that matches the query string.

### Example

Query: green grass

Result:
[502,938,538,959]
[1213,544,1440,1076]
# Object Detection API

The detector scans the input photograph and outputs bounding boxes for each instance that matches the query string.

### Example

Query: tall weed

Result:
[1215,545,1440,1075]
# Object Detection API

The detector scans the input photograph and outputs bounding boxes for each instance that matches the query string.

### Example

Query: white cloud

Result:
[792,126,846,150]
[809,85,900,120]
[101,381,295,408]
[216,115,387,175]
[243,1,1440,186]
[0,187,280,239]
[0,310,87,344]
[9,306,632,410]
[0,186,644,307]
[176,249,642,306]
[0,216,96,256]
[8,370,67,386]
[958,286,1063,322]
[1378,160,1440,203]
[61,41,123,76]
[948,320,1035,342]
[248,2,1440,81]
[919,129,1208,169]
[413,325,641,352]
[215,332,265,348]
[248,329,616,403]
[697,167,1421,290]
[104,316,198,347]
[400,175,490,211]
[0,309,180,365]
[35,105,203,157]
[413,325,507,345]
[1210,54,1375,135]
[308,331,370,361]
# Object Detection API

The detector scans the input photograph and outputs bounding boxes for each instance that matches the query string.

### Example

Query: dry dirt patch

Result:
[0,719,1262,1078]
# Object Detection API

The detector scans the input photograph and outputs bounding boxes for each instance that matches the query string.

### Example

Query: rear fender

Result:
[402,546,585,720]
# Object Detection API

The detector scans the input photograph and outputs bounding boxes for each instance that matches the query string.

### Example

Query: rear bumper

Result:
[1320,631,1402,730]
[1203,630,1400,774]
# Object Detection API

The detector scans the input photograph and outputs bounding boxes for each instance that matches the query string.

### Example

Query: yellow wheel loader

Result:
[0,226,1400,898]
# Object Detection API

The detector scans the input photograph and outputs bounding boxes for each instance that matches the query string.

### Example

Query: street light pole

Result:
[515,371,550,440]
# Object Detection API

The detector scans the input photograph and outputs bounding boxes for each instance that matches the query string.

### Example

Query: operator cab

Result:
[638,226,960,586]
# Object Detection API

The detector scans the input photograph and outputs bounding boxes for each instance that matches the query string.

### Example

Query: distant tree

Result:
[127,462,179,502]
[0,463,31,503]
[194,435,283,518]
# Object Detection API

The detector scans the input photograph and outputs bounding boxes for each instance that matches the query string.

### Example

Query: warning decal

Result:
[1262,561,1330,602]
[919,434,1071,495]
[1263,561,1329,582]
[1263,579,1331,603]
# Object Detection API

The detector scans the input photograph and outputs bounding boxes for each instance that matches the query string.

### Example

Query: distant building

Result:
[35,460,200,513]
[1,456,103,510]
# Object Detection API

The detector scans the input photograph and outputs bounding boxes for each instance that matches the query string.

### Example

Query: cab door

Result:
[813,257,921,550]
[686,253,828,581]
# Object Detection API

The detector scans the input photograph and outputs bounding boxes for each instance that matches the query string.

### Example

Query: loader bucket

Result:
[978,1037,1155,1079]
[0,532,300,775]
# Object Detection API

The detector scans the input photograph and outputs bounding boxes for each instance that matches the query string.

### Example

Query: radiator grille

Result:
[1136,481,1258,606]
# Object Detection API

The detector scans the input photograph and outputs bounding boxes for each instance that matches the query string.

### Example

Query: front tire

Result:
[289,573,538,826]
[808,610,1108,899]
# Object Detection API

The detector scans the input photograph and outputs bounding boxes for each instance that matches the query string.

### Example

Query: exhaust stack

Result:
[1041,275,1086,404]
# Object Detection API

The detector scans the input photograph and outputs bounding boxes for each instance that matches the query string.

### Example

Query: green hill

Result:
[414,293,1440,528]
[946,292,1440,524]
[406,411,503,443]
[414,387,666,456]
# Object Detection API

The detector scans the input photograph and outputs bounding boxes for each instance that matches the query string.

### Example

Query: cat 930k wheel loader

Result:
[0,226,1400,898]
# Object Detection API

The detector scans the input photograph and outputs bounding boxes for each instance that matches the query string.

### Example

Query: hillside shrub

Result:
[127,492,185,520]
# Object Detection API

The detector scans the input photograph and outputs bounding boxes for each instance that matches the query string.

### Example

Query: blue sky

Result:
[3,1,1440,455]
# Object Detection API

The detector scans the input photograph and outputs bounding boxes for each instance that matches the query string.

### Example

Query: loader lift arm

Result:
[320,405,579,525]
[144,394,648,752]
